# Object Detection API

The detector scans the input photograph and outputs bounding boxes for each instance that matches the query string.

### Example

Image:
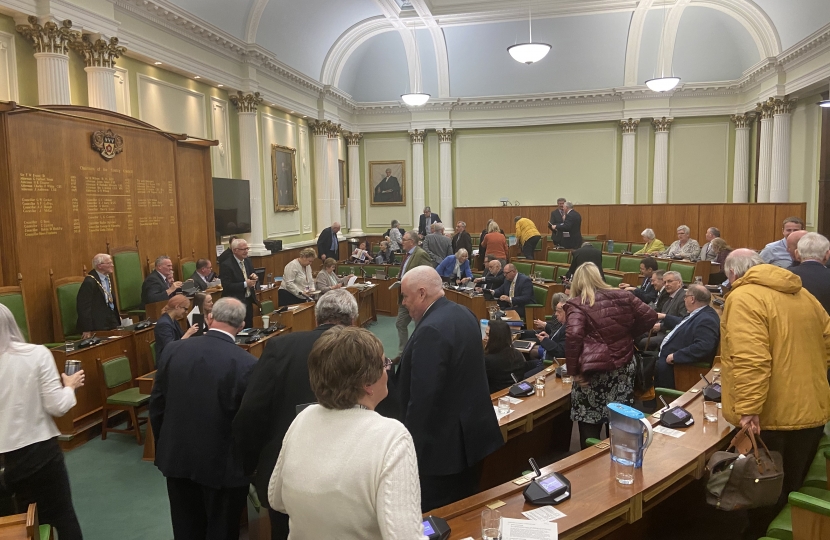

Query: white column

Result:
[770,98,795,203]
[437,128,454,225]
[35,52,71,105]
[756,99,774,203]
[327,127,341,231]
[346,133,363,235]
[620,118,639,204]
[652,117,672,204]
[310,121,331,234]
[231,92,269,255]
[410,130,426,227]
[731,113,753,203]
[85,67,117,111]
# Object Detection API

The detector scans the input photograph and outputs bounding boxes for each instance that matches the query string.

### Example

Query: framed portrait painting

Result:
[339,159,346,208]
[271,144,298,212]
[369,160,405,206]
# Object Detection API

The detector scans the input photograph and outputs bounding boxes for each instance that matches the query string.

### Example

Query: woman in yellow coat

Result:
[633,228,665,256]
[514,216,541,260]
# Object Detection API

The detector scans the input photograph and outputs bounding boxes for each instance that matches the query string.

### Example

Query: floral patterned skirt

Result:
[570,359,635,424]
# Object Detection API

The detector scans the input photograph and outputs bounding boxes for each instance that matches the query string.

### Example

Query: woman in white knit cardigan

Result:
[268,326,426,540]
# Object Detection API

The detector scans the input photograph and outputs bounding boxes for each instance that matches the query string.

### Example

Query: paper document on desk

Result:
[501,518,557,539]
[347,276,358,287]
[522,506,566,521]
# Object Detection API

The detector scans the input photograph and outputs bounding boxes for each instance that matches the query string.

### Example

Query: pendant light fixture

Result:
[645,0,681,92]
[401,92,430,106]
[508,2,551,64]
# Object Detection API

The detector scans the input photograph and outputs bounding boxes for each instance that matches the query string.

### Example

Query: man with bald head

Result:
[785,229,808,268]
[395,266,503,512]
[760,216,804,268]
[76,253,121,337]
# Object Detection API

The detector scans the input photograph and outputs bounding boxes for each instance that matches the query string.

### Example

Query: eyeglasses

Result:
[234,247,250,251]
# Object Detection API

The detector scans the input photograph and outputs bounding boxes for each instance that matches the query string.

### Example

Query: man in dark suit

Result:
[141,255,182,308]
[535,295,568,360]
[316,222,341,261]
[396,266,503,511]
[396,230,435,355]
[791,232,830,314]
[566,242,604,280]
[620,257,659,305]
[642,270,688,350]
[189,258,216,291]
[217,236,237,266]
[473,257,505,291]
[548,197,567,245]
[233,289,358,540]
[76,253,121,337]
[492,264,534,319]
[656,285,720,389]
[219,239,259,328]
[550,201,582,249]
[452,221,472,255]
[373,167,401,202]
[150,298,256,540]
[418,207,441,238]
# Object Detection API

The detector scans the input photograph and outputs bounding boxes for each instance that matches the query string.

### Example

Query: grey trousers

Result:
[396,303,413,354]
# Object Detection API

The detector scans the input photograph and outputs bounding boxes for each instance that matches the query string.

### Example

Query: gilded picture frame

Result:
[339,159,347,208]
[272,144,298,212]
[369,160,405,206]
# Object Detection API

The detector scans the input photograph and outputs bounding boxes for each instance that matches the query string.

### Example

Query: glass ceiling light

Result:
[508,3,551,64]
[646,1,680,92]
[401,92,430,106]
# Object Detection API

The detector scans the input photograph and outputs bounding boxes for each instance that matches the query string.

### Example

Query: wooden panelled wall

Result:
[0,106,216,344]
[455,203,807,251]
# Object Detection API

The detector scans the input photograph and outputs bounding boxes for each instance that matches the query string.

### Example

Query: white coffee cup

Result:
[261,315,270,328]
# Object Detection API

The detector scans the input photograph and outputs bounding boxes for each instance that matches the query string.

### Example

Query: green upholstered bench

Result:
[604,274,623,287]
[547,251,569,264]
[618,256,642,274]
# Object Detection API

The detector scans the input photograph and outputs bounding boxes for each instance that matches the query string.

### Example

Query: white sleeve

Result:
[268,443,288,513]
[37,347,76,417]
[376,431,428,540]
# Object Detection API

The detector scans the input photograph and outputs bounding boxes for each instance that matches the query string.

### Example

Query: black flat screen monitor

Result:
[212,178,252,238]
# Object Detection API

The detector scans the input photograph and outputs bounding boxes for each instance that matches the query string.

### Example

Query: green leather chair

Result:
[583,235,598,241]
[0,287,31,343]
[618,256,642,274]
[260,299,275,315]
[112,248,145,316]
[53,278,83,341]
[601,254,619,271]
[604,274,623,287]
[532,284,548,307]
[180,258,197,281]
[670,261,696,283]
[655,387,684,401]
[630,243,646,253]
[361,264,385,278]
[387,266,400,279]
[96,355,149,445]
[656,259,670,271]
[513,261,533,276]
[590,241,604,251]
[372,245,381,255]
[611,242,630,254]
[766,486,830,540]
[547,251,569,264]
[535,264,556,281]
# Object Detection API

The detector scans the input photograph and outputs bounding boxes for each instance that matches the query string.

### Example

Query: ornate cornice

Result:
[755,98,775,120]
[16,16,79,55]
[70,34,126,68]
[436,128,453,143]
[652,117,673,133]
[409,129,425,144]
[730,113,754,129]
[345,132,362,146]
[771,97,796,115]
[620,118,639,134]
[230,91,263,113]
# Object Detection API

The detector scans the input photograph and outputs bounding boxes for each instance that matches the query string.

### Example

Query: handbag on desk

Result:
[705,425,783,511]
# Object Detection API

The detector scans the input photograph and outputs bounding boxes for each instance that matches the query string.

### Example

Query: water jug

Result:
[608,402,653,468]
[607,240,614,253]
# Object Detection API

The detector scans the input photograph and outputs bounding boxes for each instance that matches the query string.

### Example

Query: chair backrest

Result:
[371,244,380,255]
[656,259,670,271]
[149,341,156,370]
[604,274,623,287]
[111,248,144,311]
[611,242,630,254]
[630,243,646,253]
[387,266,400,278]
[618,256,642,274]
[532,285,548,306]
[535,264,556,281]
[51,277,84,341]
[260,299,274,315]
[471,236,480,247]
[583,235,598,241]
[0,286,31,343]
[513,261,533,276]
[99,355,133,389]
[547,251,569,264]
[589,241,603,251]
[337,265,357,277]
[670,261,696,283]
[180,258,197,281]
[601,254,619,270]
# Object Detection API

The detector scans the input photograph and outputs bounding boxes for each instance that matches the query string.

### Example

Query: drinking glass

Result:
[560,365,572,385]
[497,397,510,416]
[614,459,635,485]
[535,375,546,390]
[65,340,75,353]
[694,276,703,285]
[481,508,502,540]
[704,400,718,422]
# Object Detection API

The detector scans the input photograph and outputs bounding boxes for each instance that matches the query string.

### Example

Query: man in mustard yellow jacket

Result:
[721,249,830,539]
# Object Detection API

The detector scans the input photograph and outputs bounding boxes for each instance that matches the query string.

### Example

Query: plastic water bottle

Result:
[607,239,614,253]
[480,319,489,339]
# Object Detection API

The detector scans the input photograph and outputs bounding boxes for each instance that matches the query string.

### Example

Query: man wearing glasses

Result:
[220,238,259,328]
[638,270,687,350]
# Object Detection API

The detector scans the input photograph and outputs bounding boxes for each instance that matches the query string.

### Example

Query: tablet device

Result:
[512,340,535,352]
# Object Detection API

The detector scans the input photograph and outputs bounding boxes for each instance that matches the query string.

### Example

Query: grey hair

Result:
[687,284,711,305]
[723,249,765,280]
[455,248,468,258]
[677,225,690,235]
[211,298,246,328]
[0,304,25,355]
[404,230,419,242]
[154,255,171,267]
[663,270,683,283]
[708,227,721,237]
[433,222,445,233]
[641,228,655,240]
[797,232,830,262]
[457,221,466,227]
[490,259,502,269]
[230,238,247,250]
[564,201,574,210]
[550,292,568,309]
[315,288,359,326]
[391,219,399,227]
[423,206,431,212]
[92,253,111,267]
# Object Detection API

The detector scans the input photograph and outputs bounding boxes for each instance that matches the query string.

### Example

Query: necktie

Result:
[400,251,411,276]
[239,259,250,297]
[509,278,516,299]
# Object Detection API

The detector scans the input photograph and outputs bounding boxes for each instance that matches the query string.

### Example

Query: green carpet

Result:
[63,315,405,540]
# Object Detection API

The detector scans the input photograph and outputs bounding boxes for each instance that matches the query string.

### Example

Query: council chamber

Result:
[0,2,830,540]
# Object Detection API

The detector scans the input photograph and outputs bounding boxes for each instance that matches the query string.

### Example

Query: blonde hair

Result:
[299,247,316,259]
[569,263,611,307]
[323,258,338,269]
[162,295,190,314]
[710,238,730,253]
[488,221,500,233]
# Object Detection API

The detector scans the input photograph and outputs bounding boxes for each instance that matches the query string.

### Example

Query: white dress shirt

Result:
[0,343,76,453]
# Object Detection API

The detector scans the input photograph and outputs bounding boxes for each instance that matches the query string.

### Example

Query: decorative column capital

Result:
[651,117,673,133]
[230,91,263,113]
[730,113,755,129]
[16,16,79,55]
[345,132,362,146]
[308,120,341,137]
[326,122,342,139]
[409,129,426,144]
[755,98,776,119]
[70,34,126,68]
[436,128,453,143]
[620,118,640,134]
[771,97,796,115]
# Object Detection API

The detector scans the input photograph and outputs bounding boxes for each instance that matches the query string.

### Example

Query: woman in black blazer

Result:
[154,295,199,361]
[484,320,535,393]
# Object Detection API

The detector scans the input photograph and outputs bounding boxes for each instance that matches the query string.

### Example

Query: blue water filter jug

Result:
[608,402,653,468]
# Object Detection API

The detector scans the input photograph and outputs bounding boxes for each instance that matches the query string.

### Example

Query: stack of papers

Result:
[501,518,557,539]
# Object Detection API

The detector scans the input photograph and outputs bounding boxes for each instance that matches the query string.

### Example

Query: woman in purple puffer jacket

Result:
[565,263,657,448]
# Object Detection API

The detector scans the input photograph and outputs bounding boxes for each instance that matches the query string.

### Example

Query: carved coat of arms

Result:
[91,129,124,161]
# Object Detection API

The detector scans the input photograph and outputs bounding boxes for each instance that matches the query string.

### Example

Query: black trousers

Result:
[166,477,248,540]
[743,426,824,540]
[578,421,608,450]
[420,463,481,513]
[267,508,289,540]
[521,235,541,260]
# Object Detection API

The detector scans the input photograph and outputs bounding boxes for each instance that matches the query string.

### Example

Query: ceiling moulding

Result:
[777,23,830,71]
[322,16,393,85]
[51,0,121,37]
[429,0,638,26]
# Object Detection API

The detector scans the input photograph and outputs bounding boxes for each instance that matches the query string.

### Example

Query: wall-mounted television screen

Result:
[212,177,251,238]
